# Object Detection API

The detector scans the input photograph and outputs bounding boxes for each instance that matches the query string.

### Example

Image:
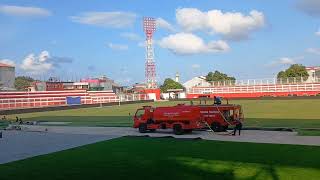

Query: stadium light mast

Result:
[143,17,157,89]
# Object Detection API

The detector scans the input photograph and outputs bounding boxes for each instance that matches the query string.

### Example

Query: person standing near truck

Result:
[232,119,242,136]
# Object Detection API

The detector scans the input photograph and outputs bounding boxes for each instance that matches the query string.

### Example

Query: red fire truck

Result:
[133,103,244,135]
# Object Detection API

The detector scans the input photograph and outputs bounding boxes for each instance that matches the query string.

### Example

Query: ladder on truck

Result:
[202,104,234,135]
[203,120,215,135]
[214,104,233,126]
[214,104,236,135]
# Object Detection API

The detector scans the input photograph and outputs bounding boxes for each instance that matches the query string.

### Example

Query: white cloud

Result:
[156,18,175,31]
[70,11,137,28]
[0,5,51,17]
[191,64,200,69]
[277,57,296,65]
[120,32,143,41]
[269,57,304,67]
[38,50,49,62]
[159,33,229,55]
[176,8,265,40]
[0,59,16,66]
[296,0,320,17]
[176,8,207,32]
[306,48,320,55]
[20,51,53,74]
[1,51,73,75]
[108,43,128,50]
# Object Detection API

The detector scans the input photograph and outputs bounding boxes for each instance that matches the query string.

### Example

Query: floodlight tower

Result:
[143,17,157,89]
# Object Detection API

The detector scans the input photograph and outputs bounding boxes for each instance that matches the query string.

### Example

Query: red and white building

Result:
[306,66,320,83]
[184,67,320,99]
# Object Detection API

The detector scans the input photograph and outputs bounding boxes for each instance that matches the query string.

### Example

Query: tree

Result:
[277,64,309,80]
[277,71,286,79]
[160,78,184,93]
[15,76,34,90]
[206,70,236,83]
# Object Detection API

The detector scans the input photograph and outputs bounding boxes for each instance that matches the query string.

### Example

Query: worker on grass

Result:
[232,119,242,136]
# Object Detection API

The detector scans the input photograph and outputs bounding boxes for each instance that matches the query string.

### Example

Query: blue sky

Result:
[0,0,319,85]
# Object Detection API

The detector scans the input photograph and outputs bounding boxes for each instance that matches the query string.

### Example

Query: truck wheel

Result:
[138,123,147,133]
[211,122,222,132]
[173,124,183,135]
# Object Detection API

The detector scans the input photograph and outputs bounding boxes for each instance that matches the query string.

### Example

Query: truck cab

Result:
[133,106,154,130]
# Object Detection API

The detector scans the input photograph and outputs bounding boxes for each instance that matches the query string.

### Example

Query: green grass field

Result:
[0,136,319,180]
[4,99,320,131]
[298,129,320,136]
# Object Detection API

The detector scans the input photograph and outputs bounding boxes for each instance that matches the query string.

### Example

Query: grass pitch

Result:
[4,99,320,130]
[0,136,319,180]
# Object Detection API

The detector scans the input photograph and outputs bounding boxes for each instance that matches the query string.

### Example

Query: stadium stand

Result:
[186,82,320,98]
[0,90,148,110]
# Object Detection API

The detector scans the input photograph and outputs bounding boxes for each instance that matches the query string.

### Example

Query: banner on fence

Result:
[66,96,81,105]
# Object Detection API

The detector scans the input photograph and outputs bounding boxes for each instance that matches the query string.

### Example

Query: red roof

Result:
[306,66,320,71]
[0,63,14,67]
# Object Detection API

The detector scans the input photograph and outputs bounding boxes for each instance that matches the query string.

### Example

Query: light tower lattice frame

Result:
[143,17,157,89]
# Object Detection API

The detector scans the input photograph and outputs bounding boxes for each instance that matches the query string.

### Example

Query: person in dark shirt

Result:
[232,119,242,136]
[214,96,222,105]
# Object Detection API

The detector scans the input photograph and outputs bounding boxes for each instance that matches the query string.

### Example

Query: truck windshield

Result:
[135,109,145,117]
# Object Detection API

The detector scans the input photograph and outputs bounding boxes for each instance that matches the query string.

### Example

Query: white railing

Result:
[188,83,320,94]
[205,77,320,87]
[0,97,66,109]
[0,94,149,110]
